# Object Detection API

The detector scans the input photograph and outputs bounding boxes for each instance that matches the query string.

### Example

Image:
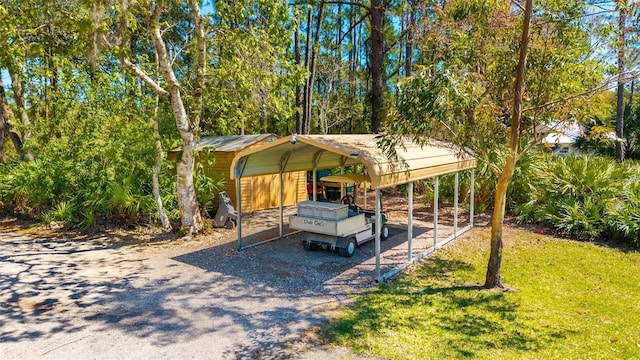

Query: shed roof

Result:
[231,134,476,189]
[170,134,279,153]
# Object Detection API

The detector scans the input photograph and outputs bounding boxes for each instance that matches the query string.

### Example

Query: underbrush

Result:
[405,151,639,246]
[0,156,222,230]
[512,153,640,246]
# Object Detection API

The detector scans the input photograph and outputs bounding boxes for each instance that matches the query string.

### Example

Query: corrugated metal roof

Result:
[230,134,476,189]
[170,134,279,153]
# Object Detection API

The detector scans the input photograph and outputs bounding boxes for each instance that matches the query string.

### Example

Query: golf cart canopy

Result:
[230,134,476,188]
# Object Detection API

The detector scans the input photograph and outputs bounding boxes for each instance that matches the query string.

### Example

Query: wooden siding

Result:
[220,171,306,212]
[169,142,306,212]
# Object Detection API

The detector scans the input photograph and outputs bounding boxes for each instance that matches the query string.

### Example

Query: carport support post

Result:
[433,176,439,249]
[339,156,348,199]
[278,152,291,239]
[363,181,367,209]
[312,169,317,201]
[375,188,381,281]
[408,181,414,260]
[454,172,459,237]
[470,169,475,227]
[236,178,243,250]
[279,171,284,238]
[312,150,324,202]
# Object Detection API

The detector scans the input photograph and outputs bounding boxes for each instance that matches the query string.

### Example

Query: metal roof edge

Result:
[230,136,294,179]
[169,133,279,153]
[296,134,378,178]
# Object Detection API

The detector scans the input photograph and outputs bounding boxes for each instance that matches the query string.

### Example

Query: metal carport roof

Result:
[230,134,476,188]
[229,134,477,282]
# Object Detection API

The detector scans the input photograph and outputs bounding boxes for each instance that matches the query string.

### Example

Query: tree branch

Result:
[100,34,169,97]
[122,57,169,97]
[336,12,370,45]
[510,0,526,12]
[522,70,640,113]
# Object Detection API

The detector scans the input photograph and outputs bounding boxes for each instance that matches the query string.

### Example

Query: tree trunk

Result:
[616,4,626,162]
[349,7,356,133]
[405,4,413,77]
[0,77,5,163]
[302,3,325,135]
[302,8,313,134]
[9,67,34,161]
[485,156,515,288]
[294,7,302,134]
[370,0,385,134]
[1,80,20,156]
[485,0,533,289]
[150,4,203,235]
[150,93,172,232]
[45,33,58,122]
[306,2,324,135]
[188,0,206,138]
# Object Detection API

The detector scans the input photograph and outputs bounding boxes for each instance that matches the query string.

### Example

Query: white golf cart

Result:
[289,174,389,257]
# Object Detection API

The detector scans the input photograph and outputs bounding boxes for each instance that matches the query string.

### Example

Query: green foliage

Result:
[324,228,640,359]
[193,153,225,213]
[427,149,540,214]
[202,0,298,135]
[513,154,640,245]
[41,201,75,224]
[0,70,181,227]
[577,95,640,160]
[383,0,606,187]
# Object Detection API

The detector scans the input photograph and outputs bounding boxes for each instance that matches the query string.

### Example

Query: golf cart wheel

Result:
[381,224,390,241]
[303,241,316,251]
[341,194,355,205]
[339,237,357,257]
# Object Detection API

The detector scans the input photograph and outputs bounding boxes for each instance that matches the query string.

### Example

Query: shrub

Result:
[512,154,640,246]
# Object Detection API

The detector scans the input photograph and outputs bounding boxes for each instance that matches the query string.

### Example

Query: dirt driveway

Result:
[0,201,470,359]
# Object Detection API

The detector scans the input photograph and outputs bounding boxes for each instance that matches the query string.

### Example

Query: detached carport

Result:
[230,134,477,282]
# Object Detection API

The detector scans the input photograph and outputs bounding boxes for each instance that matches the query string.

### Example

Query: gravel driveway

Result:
[0,203,466,359]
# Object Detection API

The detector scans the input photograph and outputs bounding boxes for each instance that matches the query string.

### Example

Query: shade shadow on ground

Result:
[0,230,334,359]
[0,209,459,359]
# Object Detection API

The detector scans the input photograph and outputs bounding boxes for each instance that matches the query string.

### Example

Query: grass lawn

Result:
[324,225,640,359]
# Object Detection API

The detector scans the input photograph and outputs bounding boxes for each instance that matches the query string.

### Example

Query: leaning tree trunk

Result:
[370,0,385,134]
[9,66,34,161]
[150,92,172,232]
[485,0,533,289]
[150,6,203,235]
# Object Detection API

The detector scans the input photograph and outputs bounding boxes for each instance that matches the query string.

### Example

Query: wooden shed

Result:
[168,134,307,212]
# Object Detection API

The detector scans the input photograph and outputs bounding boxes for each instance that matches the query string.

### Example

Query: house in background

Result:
[168,134,307,211]
[538,121,584,157]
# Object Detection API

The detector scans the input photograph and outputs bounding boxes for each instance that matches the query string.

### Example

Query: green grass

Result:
[324,227,640,359]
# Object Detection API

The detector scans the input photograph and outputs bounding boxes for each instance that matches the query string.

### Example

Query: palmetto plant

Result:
[514,154,640,245]
[41,201,75,224]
